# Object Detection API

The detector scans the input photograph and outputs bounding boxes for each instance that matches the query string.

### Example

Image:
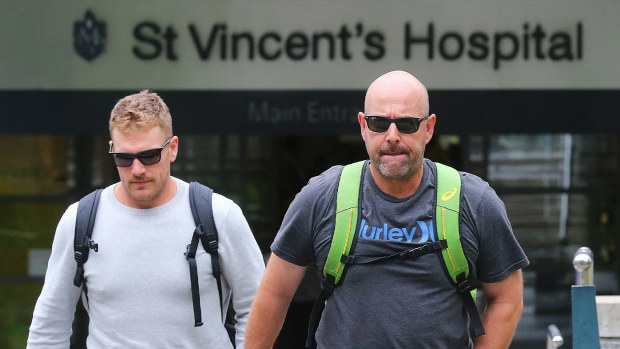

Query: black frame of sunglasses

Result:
[363,114,429,134]
[109,137,173,167]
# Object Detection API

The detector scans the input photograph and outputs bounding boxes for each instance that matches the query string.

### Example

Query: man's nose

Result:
[130,158,146,175]
[385,122,401,143]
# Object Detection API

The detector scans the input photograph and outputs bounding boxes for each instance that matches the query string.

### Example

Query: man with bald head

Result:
[245,71,528,348]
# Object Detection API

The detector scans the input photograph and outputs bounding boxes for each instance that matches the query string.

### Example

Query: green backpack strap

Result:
[435,162,469,285]
[307,161,365,349]
[323,160,365,285]
[435,162,485,336]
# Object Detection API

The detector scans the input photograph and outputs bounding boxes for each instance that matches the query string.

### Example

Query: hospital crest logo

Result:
[74,10,106,61]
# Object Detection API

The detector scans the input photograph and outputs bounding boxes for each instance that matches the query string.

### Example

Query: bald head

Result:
[364,71,429,117]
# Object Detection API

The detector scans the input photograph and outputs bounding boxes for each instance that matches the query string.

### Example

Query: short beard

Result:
[124,175,165,203]
[371,144,423,181]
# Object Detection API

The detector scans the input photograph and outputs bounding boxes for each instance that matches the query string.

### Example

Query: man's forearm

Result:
[474,300,523,349]
[245,288,291,349]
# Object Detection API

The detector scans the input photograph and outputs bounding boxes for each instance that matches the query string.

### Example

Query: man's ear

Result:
[168,136,179,163]
[425,114,436,144]
[358,112,367,141]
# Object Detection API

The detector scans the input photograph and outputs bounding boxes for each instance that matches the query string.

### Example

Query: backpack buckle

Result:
[184,244,193,260]
[206,239,218,253]
[400,248,416,259]
[340,254,355,265]
[457,279,472,293]
[74,250,84,263]
[195,224,206,237]
[321,278,335,294]
[88,240,99,252]
[74,235,99,263]
[400,245,427,260]
[195,224,219,253]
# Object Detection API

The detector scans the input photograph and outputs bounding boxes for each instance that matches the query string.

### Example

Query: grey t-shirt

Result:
[272,159,529,348]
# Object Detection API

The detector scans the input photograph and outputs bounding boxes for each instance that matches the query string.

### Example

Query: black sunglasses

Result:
[109,137,172,167]
[364,115,429,134]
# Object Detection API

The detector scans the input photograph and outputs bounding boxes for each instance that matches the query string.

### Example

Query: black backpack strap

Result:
[185,225,205,326]
[305,275,335,349]
[73,189,102,288]
[187,182,236,346]
[457,274,484,337]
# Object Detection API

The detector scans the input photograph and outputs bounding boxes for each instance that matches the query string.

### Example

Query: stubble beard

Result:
[124,176,164,204]
[372,144,424,181]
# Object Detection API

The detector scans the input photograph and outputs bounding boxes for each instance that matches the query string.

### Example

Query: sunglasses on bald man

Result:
[363,114,429,134]
[109,137,172,167]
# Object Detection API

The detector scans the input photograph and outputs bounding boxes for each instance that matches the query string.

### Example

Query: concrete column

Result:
[597,295,620,349]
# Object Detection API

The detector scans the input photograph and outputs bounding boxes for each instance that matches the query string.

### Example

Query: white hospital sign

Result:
[0,0,618,90]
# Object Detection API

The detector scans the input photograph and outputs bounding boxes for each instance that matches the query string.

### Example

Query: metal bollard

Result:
[572,246,601,349]
[546,324,564,348]
[573,247,594,286]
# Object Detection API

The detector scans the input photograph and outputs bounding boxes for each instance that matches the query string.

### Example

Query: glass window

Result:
[0,136,70,195]
[466,134,620,347]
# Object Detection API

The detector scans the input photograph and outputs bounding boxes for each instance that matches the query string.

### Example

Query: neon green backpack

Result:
[305,161,484,349]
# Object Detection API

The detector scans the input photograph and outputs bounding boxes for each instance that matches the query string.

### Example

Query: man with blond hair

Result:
[28,90,264,348]
[246,71,528,348]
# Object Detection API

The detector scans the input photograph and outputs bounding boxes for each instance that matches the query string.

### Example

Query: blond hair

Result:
[109,90,173,138]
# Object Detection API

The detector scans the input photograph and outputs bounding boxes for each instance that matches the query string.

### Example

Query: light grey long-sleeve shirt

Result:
[27,178,265,349]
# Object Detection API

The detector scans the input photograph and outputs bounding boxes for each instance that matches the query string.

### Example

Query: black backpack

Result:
[72,182,236,346]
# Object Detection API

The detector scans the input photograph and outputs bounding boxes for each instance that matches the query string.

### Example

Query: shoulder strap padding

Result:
[435,162,469,283]
[435,162,484,336]
[323,160,365,285]
[188,182,215,237]
[308,161,364,349]
[73,189,102,287]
